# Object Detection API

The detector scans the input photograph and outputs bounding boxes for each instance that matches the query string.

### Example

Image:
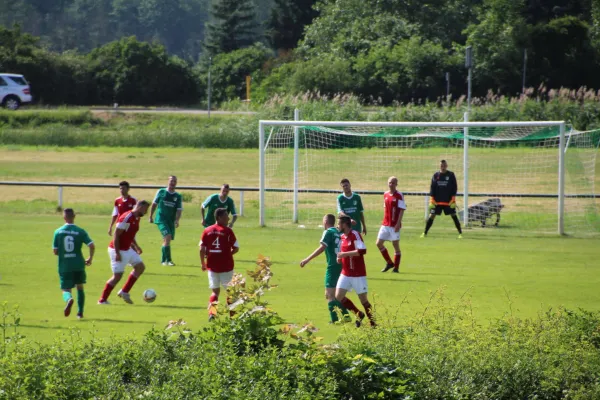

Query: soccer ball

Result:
[143,289,157,303]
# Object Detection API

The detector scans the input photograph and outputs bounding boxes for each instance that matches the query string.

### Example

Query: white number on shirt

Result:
[212,237,220,249]
[64,236,75,253]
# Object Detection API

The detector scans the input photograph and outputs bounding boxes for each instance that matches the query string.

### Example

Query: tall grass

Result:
[3,88,600,148]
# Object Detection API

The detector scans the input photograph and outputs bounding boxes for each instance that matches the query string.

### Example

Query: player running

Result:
[337,178,366,236]
[335,216,375,327]
[108,181,136,236]
[199,208,240,321]
[300,214,356,324]
[378,176,407,273]
[201,184,237,229]
[149,176,183,266]
[53,208,95,318]
[421,160,463,238]
[99,200,150,305]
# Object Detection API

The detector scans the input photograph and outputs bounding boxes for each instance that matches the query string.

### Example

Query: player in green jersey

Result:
[149,176,183,266]
[52,208,95,318]
[201,184,237,228]
[300,214,360,324]
[337,178,367,236]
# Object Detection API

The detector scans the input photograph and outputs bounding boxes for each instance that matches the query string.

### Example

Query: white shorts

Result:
[377,225,400,242]
[108,248,143,274]
[336,274,368,295]
[208,270,234,289]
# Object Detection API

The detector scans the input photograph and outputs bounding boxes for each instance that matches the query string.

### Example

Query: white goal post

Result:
[259,118,600,236]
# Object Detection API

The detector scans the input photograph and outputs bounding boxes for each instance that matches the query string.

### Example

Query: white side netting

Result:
[262,123,599,236]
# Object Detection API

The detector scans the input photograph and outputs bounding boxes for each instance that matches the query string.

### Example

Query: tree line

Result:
[1,0,600,106]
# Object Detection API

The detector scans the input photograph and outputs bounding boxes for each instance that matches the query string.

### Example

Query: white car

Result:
[0,73,32,110]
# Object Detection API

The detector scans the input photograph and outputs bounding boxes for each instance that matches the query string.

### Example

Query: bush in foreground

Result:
[1,260,600,399]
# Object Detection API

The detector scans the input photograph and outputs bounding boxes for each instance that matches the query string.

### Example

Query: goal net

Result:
[259,120,600,236]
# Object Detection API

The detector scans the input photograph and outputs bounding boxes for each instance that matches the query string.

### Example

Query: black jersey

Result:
[430,170,458,205]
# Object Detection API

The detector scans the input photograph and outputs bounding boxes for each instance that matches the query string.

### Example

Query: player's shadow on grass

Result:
[405,271,465,277]
[145,272,199,278]
[19,324,65,330]
[152,304,203,310]
[92,318,158,324]
[237,259,284,265]
[0,283,12,286]
[368,277,429,283]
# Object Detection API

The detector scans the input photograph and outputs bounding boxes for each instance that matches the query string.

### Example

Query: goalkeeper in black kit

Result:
[421,160,463,239]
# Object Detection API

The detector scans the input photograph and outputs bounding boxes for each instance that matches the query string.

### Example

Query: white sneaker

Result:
[97,300,110,305]
[166,261,175,266]
[117,289,133,304]
[161,262,167,266]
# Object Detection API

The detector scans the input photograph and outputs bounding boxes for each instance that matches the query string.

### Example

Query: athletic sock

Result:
[100,281,115,301]
[451,215,463,234]
[209,293,218,315]
[362,301,376,326]
[341,297,360,315]
[121,272,138,293]
[394,252,401,270]
[165,245,172,262]
[77,289,85,315]
[425,218,434,234]
[379,248,393,264]
[327,299,348,322]
[161,246,166,262]
[62,291,72,302]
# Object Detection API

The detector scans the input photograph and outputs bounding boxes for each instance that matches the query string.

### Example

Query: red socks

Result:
[394,252,401,270]
[341,297,360,315]
[362,301,376,326]
[380,248,393,264]
[99,281,115,302]
[121,272,138,293]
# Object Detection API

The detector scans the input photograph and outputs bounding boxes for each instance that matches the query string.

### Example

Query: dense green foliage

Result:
[2,296,600,398]
[3,0,600,106]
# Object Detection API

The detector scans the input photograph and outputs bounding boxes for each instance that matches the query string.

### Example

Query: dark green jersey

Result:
[337,192,364,232]
[153,188,183,223]
[52,224,93,273]
[320,227,342,269]
[202,193,237,227]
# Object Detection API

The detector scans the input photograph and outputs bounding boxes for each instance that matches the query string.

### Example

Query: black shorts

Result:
[431,205,456,216]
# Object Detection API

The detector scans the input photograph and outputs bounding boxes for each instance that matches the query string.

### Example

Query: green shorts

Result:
[325,265,342,288]
[59,270,86,290]
[156,221,175,240]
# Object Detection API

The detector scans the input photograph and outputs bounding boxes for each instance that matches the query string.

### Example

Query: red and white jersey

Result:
[112,196,137,217]
[382,191,407,227]
[200,224,239,273]
[340,230,367,277]
[109,211,140,251]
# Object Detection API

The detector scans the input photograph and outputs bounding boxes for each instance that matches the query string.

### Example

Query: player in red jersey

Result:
[335,216,376,327]
[199,208,239,321]
[98,200,150,305]
[377,176,407,273]
[108,181,137,236]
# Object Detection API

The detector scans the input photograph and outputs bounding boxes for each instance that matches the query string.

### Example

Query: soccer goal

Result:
[259,117,600,236]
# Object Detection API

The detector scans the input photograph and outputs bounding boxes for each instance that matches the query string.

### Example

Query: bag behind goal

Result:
[259,120,600,236]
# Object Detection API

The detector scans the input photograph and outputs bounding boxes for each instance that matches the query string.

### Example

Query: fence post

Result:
[58,186,63,210]
[424,195,429,221]
[239,191,244,217]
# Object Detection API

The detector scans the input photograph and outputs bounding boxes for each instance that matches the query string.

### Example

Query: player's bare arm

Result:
[113,229,124,261]
[201,206,206,225]
[232,245,240,256]
[149,203,157,223]
[360,213,367,235]
[108,215,117,236]
[300,244,326,267]
[199,246,207,270]
[229,215,238,228]
[85,243,96,266]
[132,239,142,255]
[53,249,58,256]
[395,209,405,232]
[175,209,182,228]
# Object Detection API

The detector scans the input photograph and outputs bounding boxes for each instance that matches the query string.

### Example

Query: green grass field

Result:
[1,146,599,345]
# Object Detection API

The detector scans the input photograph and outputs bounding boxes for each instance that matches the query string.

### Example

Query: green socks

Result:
[77,289,85,315]
[162,246,172,262]
[328,300,349,323]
